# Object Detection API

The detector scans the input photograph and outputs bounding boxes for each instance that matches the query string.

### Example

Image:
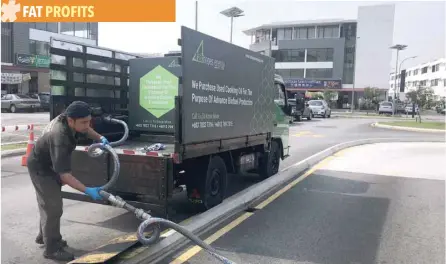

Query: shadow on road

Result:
[205,170,390,264]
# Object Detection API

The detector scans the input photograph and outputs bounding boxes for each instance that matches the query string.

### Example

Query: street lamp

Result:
[398,55,417,93]
[390,44,407,115]
[220,7,245,43]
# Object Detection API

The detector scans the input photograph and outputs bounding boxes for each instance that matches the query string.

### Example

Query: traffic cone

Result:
[21,125,35,166]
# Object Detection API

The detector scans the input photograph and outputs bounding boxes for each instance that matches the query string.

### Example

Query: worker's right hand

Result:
[84,187,103,200]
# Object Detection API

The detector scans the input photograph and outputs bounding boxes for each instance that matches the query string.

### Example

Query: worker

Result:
[27,101,110,261]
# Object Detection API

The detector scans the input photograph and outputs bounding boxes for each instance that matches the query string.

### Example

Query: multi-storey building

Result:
[1,22,98,95]
[243,4,397,109]
[389,58,446,99]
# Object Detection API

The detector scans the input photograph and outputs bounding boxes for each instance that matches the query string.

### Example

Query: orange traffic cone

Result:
[21,125,35,166]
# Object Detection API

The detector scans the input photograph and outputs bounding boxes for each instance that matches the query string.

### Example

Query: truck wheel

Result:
[259,141,281,179]
[186,156,228,211]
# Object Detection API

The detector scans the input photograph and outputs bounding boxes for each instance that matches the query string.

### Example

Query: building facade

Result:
[389,58,446,99]
[243,4,396,109]
[1,22,98,95]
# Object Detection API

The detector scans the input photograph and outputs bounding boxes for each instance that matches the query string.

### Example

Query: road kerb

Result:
[372,122,445,133]
[1,148,27,158]
[116,137,445,264]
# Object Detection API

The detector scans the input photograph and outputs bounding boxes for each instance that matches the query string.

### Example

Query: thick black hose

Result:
[87,117,236,264]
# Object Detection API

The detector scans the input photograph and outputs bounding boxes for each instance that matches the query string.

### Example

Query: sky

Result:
[97,0,445,68]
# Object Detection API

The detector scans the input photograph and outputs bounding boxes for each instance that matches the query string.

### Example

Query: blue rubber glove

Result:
[84,187,103,200]
[100,136,109,146]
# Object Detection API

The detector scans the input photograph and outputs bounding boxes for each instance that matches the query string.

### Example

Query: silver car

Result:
[378,101,394,115]
[308,100,331,118]
[1,94,41,113]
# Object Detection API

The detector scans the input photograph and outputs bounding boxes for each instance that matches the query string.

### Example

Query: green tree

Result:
[323,90,338,108]
[362,87,380,114]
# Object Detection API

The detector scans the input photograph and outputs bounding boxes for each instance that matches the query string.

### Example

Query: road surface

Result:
[1,117,444,263]
[164,142,445,264]
[1,112,49,143]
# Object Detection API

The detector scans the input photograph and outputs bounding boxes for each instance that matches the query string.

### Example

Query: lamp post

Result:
[398,55,417,93]
[220,7,245,43]
[390,44,407,115]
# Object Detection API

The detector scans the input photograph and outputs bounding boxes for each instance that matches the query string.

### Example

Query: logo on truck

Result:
[192,40,225,70]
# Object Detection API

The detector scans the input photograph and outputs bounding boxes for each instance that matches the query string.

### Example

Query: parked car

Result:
[308,99,331,118]
[29,92,51,111]
[404,104,419,114]
[1,94,41,113]
[378,101,394,115]
[288,98,313,122]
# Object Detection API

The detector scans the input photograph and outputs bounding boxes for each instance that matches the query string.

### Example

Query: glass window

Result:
[29,40,49,56]
[421,67,428,74]
[294,27,308,39]
[75,23,88,38]
[308,27,315,39]
[46,23,58,33]
[275,69,304,78]
[309,100,323,106]
[317,25,339,38]
[306,48,334,62]
[60,22,74,35]
[289,69,304,78]
[35,23,47,31]
[305,68,333,79]
[15,94,32,99]
[278,28,292,40]
[272,49,305,62]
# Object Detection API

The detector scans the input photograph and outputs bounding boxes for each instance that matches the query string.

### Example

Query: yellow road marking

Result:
[293,131,324,138]
[255,156,333,210]
[169,154,336,264]
[170,212,253,264]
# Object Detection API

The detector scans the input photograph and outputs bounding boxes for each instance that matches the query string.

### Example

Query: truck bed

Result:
[75,140,176,157]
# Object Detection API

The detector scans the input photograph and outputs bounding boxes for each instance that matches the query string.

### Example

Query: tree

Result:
[362,87,380,114]
[323,90,338,108]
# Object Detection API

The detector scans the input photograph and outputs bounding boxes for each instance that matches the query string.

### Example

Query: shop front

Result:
[283,78,387,110]
[1,54,50,96]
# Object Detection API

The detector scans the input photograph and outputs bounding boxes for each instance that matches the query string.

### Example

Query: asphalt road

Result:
[163,142,445,264]
[1,112,49,143]
[1,117,444,264]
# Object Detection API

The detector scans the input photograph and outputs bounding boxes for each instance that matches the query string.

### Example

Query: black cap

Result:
[64,101,91,119]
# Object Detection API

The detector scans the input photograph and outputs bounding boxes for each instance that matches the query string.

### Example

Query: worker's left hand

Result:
[85,187,103,200]
[100,136,110,146]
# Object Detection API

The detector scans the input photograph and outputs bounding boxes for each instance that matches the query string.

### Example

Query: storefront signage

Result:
[284,78,342,89]
[16,54,50,68]
[1,72,23,84]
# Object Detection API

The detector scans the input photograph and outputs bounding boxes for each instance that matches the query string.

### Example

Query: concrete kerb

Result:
[372,122,445,133]
[120,137,445,264]
[1,148,27,158]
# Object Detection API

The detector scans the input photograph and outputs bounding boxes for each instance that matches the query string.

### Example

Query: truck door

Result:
[273,81,291,157]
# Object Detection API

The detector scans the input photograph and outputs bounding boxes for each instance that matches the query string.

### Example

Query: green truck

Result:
[49,26,292,217]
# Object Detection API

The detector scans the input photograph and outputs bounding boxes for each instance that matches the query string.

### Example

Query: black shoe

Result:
[43,248,75,261]
[35,235,68,247]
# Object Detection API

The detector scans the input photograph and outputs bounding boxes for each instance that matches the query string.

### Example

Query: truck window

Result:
[274,84,285,105]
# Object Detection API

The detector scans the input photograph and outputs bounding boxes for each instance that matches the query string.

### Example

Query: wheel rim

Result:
[210,169,220,196]
[11,106,15,112]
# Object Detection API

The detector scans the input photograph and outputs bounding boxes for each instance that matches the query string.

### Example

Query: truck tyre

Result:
[259,141,280,179]
[186,156,228,211]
